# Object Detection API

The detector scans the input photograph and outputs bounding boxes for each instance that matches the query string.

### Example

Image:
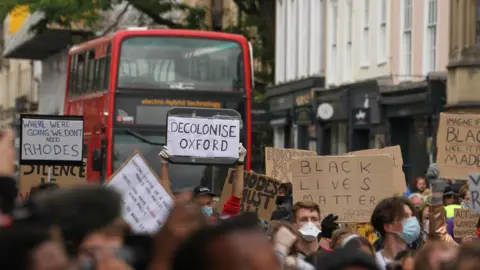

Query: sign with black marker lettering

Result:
[265,147,316,183]
[217,169,281,221]
[167,116,240,159]
[348,145,406,194]
[453,208,480,237]
[18,159,87,200]
[20,115,84,165]
[468,172,480,213]
[436,113,480,179]
[291,155,395,223]
[107,152,174,233]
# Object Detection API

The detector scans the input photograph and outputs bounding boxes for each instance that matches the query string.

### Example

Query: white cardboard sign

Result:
[167,116,240,159]
[20,116,84,163]
[107,153,174,233]
[468,172,480,213]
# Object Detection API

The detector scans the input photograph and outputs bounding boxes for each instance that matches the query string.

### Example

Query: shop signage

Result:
[295,91,312,107]
[294,107,313,125]
[352,108,370,127]
[317,103,334,120]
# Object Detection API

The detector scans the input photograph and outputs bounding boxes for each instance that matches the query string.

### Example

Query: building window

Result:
[329,0,338,84]
[345,0,353,80]
[402,0,413,77]
[378,0,387,62]
[425,0,437,73]
[361,0,370,65]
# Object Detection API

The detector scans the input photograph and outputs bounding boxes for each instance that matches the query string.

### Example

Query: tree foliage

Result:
[0,0,275,89]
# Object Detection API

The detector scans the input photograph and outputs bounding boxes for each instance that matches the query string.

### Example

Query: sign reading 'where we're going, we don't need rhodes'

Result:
[20,115,84,165]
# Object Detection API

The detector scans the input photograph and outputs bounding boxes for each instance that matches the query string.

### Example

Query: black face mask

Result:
[276,195,292,206]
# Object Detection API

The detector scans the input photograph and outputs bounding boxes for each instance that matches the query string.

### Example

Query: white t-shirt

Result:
[375,250,393,270]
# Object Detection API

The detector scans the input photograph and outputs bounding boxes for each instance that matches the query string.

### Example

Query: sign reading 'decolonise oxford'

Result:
[436,113,480,179]
[20,115,84,165]
[167,116,240,159]
[291,155,394,223]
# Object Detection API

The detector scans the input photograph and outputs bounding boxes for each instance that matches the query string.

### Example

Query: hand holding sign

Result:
[159,146,170,163]
[238,143,247,163]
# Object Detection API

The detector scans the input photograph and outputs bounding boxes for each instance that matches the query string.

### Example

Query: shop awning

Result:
[2,12,91,60]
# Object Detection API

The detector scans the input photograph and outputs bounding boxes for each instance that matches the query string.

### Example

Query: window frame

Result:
[401,0,413,79]
[377,0,387,64]
[361,0,370,67]
[424,0,437,74]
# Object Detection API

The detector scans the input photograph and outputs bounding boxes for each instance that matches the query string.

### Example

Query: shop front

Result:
[380,73,447,184]
[314,87,349,155]
[315,78,384,155]
[265,77,324,151]
[348,79,384,151]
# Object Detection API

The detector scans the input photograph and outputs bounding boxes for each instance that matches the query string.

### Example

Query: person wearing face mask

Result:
[271,184,293,222]
[458,184,471,209]
[159,144,247,222]
[291,201,337,255]
[370,196,421,270]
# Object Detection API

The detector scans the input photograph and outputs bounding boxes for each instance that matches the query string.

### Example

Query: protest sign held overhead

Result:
[436,113,480,179]
[348,145,406,194]
[20,115,84,165]
[265,147,316,183]
[468,172,480,213]
[166,108,241,164]
[217,169,281,221]
[453,208,480,238]
[107,152,173,234]
[18,159,87,200]
[291,155,394,223]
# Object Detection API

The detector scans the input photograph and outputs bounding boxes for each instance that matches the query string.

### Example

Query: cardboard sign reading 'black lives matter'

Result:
[167,116,240,159]
[291,155,394,223]
[436,113,480,179]
[20,115,84,164]
[217,169,281,221]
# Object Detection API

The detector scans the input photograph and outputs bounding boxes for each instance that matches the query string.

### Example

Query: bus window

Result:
[69,54,77,96]
[76,53,86,95]
[118,37,244,91]
[86,49,95,93]
[104,55,111,89]
[93,56,101,90]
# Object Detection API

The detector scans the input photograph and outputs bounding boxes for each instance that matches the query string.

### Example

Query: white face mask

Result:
[298,222,321,242]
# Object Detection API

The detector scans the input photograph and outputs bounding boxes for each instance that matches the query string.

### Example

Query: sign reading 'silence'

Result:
[20,115,84,165]
[167,116,240,159]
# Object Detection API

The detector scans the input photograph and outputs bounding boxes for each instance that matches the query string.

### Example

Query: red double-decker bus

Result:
[64,28,253,193]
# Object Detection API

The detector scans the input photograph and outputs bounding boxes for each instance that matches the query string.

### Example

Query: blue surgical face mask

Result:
[201,206,213,217]
[396,217,421,244]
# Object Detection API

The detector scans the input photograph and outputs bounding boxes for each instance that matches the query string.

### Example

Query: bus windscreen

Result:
[118,37,245,92]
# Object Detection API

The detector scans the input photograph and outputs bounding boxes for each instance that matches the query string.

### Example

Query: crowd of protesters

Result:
[0,128,480,270]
